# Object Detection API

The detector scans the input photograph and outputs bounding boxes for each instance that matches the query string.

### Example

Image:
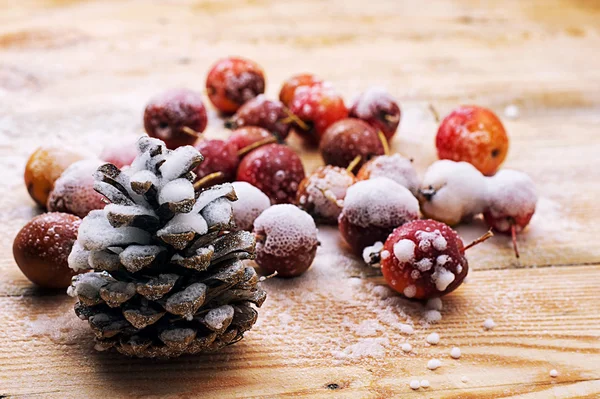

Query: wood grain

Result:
[0,0,599,397]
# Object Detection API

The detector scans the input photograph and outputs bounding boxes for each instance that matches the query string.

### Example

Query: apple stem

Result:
[464,230,494,252]
[511,224,520,258]
[237,136,277,157]
[315,186,342,209]
[181,126,200,138]
[193,172,224,191]
[428,104,441,123]
[259,271,278,281]
[346,155,362,173]
[377,130,390,155]
[384,113,399,123]
[281,108,310,131]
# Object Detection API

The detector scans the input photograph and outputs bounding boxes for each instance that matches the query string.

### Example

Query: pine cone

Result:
[67,137,266,358]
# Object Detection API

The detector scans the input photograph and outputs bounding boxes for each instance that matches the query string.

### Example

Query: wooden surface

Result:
[1,1,600,398]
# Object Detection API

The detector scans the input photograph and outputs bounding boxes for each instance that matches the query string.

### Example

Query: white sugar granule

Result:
[420,379,430,388]
[450,347,461,359]
[401,343,412,353]
[423,310,442,324]
[426,298,443,311]
[483,318,496,330]
[550,369,558,378]
[431,267,455,291]
[504,104,520,119]
[393,239,416,263]
[400,324,414,334]
[426,332,440,345]
[403,285,416,298]
[409,379,420,390]
[427,359,442,370]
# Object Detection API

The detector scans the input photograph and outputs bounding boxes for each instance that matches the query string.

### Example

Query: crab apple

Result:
[227,126,278,158]
[253,204,318,277]
[483,169,537,258]
[236,143,305,204]
[436,105,509,176]
[13,212,82,289]
[231,181,271,231]
[296,165,356,224]
[381,219,469,299]
[356,154,419,195]
[279,73,324,107]
[24,146,84,208]
[289,84,348,144]
[350,87,401,141]
[338,177,419,255]
[205,57,265,114]
[320,118,385,170]
[143,88,207,149]
[47,159,107,218]
[99,136,139,169]
[226,95,291,140]
[418,160,488,226]
[193,139,239,187]
[226,126,277,156]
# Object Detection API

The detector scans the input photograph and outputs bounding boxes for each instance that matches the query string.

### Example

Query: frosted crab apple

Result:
[206,57,265,114]
[47,159,108,218]
[193,139,239,187]
[226,95,291,140]
[436,105,509,176]
[143,88,207,149]
[226,126,277,156]
[418,160,488,226]
[484,169,537,258]
[381,220,469,299]
[356,154,419,195]
[236,143,305,204]
[230,181,271,232]
[296,165,356,224]
[253,204,319,277]
[350,87,401,141]
[338,177,419,255]
[289,84,348,144]
[320,118,385,170]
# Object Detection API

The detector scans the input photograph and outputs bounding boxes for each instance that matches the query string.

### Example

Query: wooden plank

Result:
[1,248,599,398]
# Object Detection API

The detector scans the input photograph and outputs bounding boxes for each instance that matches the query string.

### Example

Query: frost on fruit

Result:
[342,177,419,228]
[359,154,419,195]
[67,137,265,358]
[253,204,318,259]
[47,159,107,218]
[485,169,537,233]
[297,165,354,223]
[419,160,488,225]
[230,182,271,231]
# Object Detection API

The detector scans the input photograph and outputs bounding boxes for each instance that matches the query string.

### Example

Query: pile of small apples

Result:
[14,56,536,303]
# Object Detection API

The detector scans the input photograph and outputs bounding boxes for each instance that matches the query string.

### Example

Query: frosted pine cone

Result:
[67,137,266,358]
